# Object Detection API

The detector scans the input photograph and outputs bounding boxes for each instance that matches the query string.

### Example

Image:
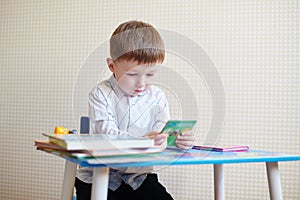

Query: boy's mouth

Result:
[134,89,143,93]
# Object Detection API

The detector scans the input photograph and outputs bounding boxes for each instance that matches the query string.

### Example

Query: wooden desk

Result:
[58,149,300,200]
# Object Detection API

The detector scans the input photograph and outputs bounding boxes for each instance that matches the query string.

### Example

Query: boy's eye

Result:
[147,74,154,77]
[127,73,137,76]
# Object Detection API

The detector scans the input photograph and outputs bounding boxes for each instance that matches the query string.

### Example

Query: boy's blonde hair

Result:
[110,20,165,64]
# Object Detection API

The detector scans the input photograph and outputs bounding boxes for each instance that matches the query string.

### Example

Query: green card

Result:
[161,120,197,146]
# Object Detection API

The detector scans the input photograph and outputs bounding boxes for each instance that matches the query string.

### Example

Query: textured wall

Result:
[0,1,299,199]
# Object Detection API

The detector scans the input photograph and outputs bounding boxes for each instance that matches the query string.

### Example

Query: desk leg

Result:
[266,162,283,200]
[91,167,109,200]
[61,161,77,200]
[214,164,224,200]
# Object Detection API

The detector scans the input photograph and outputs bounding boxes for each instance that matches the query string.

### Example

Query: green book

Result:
[161,120,197,146]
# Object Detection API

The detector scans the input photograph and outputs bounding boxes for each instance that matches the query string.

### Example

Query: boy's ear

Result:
[106,58,115,72]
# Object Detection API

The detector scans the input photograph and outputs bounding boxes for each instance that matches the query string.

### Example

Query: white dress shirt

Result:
[76,75,170,190]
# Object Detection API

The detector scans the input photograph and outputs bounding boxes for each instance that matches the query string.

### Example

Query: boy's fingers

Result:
[177,134,196,141]
[179,131,193,136]
[177,139,195,146]
[176,143,193,150]
[155,133,168,140]
[154,134,168,147]
[145,132,161,139]
[145,132,159,136]
[155,138,165,145]
[176,140,195,150]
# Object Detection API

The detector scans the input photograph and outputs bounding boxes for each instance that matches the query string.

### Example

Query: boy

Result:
[75,20,195,200]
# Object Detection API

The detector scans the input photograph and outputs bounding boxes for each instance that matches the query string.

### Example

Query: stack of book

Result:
[35,133,162,161]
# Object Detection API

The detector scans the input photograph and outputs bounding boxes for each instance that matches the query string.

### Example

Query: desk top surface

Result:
[65,149,300,168]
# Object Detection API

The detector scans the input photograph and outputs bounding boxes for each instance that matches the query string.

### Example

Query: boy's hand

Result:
[145,132,168,149]
[176,131,195,150]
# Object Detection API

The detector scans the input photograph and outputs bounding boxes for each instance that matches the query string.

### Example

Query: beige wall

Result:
[0,1,299,199]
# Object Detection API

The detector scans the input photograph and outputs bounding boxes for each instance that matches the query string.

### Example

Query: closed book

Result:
[193,144,249,152]
[35,140,162,157]
[42,133,154,150]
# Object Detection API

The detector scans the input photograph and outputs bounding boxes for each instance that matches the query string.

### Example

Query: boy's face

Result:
[107,58,159,96]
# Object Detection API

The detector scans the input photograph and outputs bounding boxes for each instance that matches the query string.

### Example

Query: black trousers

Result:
[75,174,174,200]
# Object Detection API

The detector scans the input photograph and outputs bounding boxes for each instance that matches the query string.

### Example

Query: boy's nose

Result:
[136,77,145,87]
